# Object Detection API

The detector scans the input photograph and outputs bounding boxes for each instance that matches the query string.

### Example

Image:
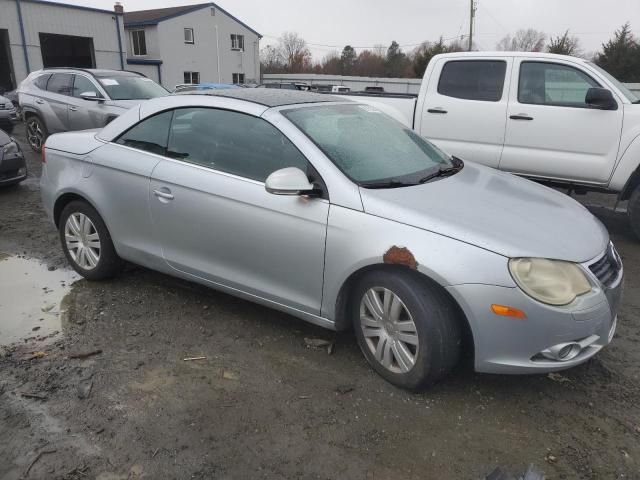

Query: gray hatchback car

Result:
[40,90,623,390]
[18,68,167,152]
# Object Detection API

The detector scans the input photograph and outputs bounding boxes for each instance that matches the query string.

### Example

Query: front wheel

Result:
[59,201,122,280]
[629,184,640,240]
[352,269,461,390]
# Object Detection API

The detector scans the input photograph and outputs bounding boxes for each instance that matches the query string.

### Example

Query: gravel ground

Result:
[1,129,639,480]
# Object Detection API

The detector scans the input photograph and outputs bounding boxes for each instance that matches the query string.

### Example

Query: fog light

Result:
[541,342,582,361]
[18,167,26,176]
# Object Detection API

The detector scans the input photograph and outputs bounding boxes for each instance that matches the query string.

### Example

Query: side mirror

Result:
[265,167,317,196]
[585,87,618,111]
[80,91,103,102]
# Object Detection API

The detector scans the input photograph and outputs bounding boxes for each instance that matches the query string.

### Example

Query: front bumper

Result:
[0,150,27,185]
[447,249,623,374]
[0,110,18,130]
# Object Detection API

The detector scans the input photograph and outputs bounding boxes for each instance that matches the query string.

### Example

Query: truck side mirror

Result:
[585,88,618,111]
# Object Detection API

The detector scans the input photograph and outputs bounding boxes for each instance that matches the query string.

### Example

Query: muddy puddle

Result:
[0,253,79,346]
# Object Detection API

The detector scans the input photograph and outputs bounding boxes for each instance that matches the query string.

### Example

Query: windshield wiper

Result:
[360,180,417,189]
[418,157,464,184]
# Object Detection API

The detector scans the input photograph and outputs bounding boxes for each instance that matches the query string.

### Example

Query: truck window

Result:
[438,60,506,102]
[518,62,600,107]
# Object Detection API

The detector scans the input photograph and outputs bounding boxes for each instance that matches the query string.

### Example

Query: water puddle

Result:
[0,253,79,346]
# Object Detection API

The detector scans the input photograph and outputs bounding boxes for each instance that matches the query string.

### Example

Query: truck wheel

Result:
[352,269,461,390]
[629,184,640,240]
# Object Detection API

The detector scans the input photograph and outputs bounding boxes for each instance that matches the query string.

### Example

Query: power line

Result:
[260,33,468,51]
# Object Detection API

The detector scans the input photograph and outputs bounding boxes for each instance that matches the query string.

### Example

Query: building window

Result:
[232,73,245,84]
[184,28,194,44]
[131,29,147,56]
[231,34,244,51]
[184,71,200,84]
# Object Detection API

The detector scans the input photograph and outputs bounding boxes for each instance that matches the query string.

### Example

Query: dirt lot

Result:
[1,128,639,480]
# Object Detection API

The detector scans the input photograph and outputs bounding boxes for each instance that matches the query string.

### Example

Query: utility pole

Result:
[468,0,476,51]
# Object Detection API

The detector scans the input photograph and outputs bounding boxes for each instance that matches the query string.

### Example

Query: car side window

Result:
[166,107,309,182]
[518,62,600,107]
[438,60,507,102]
[73,75,102,98]
[46,73,74,96]
[34,74,51,90]
[115,110,173,156]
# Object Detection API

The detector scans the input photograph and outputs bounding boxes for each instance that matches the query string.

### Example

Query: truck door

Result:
[415,57,512,168]
[500,58,623,184]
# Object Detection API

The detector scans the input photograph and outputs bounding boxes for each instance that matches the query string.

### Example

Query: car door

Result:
[68,74,107,130]
[416,57,511,168]
[42,73,73,132]
[149,107,330,315]
[500,59,624,184]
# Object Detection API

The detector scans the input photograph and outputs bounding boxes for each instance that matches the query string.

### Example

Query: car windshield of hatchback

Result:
[96,76,168,100]
[282,103,458,187]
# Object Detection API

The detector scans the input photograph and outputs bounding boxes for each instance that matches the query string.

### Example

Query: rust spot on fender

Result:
[383,246,418,270]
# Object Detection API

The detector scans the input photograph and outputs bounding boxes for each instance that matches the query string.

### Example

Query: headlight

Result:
[509,258,592,306]
[2,141,19,155]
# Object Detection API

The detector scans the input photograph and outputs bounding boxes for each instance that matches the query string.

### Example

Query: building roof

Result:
[123,2,261,38]
[182,89,341,108]
[21,0,117,15]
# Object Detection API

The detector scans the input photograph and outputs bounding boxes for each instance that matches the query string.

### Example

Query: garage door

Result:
[39,33,95,68]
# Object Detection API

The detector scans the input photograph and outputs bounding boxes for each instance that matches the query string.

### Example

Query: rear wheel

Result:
[629,184,640,240]
[25,115,47,152]
[59,201,122,280]
[352,269,461,390]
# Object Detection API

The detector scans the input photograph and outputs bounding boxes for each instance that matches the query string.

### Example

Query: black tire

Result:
[59,200,122,280]
[629,184,640,240]
[352,269,461,390]
[25,115,47,152]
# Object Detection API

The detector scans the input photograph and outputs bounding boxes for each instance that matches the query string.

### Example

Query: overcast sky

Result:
[58,0,639,59]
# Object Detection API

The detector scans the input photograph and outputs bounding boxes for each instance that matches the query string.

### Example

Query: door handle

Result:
[69,106,78,112]
[510,114,534,121]
[427,108,448,114]
[153,189,174,200]
[35,99,45,105]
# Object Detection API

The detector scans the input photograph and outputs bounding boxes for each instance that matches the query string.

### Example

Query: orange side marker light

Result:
[491,304,527,319]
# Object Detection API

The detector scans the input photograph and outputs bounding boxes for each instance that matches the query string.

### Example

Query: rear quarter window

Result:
[438,60,507,102]
[34,74,51,90]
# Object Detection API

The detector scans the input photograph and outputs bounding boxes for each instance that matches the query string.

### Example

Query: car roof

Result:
[40,68,142,77]
[183,88,341,107]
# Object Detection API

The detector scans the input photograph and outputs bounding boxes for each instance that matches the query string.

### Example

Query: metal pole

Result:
[468,0,475,51]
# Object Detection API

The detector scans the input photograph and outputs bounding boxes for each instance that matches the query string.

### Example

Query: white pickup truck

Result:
[341,52,640,238]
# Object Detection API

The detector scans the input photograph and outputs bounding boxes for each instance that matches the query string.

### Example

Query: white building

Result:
[0,0,261,93]
[0,0,126,92]
[123,3,261,88]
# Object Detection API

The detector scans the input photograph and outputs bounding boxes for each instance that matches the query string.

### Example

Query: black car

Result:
[0,129,27,186]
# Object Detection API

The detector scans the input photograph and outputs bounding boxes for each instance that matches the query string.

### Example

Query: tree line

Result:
[261,23,640,82]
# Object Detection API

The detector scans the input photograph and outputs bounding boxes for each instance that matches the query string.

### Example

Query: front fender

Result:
[321,204,514,321]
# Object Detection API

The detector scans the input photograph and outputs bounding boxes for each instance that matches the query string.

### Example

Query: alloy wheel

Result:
[359,287,419,374]
[26,119,44,151]
[64,213,101,270]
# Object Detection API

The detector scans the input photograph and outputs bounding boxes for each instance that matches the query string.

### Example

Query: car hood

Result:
[105,99,145,110]
[359,162,608,262]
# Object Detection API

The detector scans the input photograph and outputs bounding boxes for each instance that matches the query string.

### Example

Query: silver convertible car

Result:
[41,90,623,390]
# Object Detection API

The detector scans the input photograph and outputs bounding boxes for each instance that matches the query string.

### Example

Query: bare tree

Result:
[260,44,286,73]
[496,29,546,52]
[353,50,386,77]
[321,51,341,75]
[547,30,581,56]
[280,32,312,73]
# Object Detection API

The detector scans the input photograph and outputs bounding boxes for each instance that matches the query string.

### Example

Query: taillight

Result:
[41,146,46,163]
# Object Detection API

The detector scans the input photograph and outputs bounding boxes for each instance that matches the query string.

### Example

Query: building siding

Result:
[125,5,260,89]
[0,0,125,86]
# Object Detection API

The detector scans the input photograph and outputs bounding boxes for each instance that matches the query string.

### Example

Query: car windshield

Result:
[282,103,454,186]
[96,76,168,100]
[588,62,639,103]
